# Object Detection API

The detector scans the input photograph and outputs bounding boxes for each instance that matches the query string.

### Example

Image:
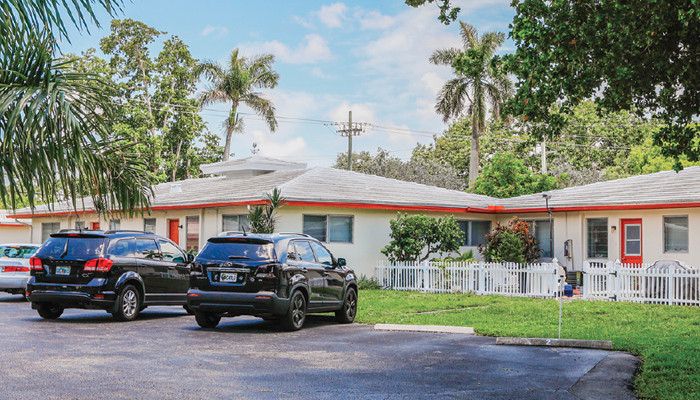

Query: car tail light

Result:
[255,263,278,279]
[84,258,113,272]
[29,257,43,271]
[3,266,30,272]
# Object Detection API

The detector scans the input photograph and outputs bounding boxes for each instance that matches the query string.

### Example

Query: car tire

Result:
[194,310,221,328]
[335,288,357,324]
[183,305,195,315]
[37,303,63,319]
[281,290,307,331]
[112,285,141,322]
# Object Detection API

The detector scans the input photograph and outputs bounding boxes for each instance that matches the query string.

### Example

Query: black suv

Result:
[187,233,358,330]
[27,230,192,321]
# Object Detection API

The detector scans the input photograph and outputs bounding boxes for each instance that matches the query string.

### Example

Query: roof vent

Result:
[169,184,182,193]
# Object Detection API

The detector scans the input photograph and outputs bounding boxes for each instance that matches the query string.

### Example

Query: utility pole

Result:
[336,110,363,171]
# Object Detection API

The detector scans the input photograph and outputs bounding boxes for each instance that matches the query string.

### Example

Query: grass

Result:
[354,290,700,400]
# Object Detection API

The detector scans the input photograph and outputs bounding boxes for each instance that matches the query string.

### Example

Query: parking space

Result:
[0,293,628,399]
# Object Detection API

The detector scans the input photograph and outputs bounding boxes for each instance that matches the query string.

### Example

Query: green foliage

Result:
[412,118,471,180]
[382,213,463,262]
[471,153,560,198]
[248,188,285,234]
[430,21,513,184]
[197,49,279,162]
[606,133,700,179]
[432,250,475,263]
[0,1,152,215]
[507,0,700,168]
[356,291,700,400]
[479,218,540,263]
[405,0,460,24]
[334,148,466,190]
[357,275,382,290]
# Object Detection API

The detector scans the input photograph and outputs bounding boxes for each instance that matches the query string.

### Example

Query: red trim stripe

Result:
[11,200,700,218]
[0,223,29,227]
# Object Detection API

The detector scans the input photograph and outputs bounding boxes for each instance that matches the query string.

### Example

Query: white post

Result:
[553,258,562,339]
[423,260,430,292]
[614,259,622,302]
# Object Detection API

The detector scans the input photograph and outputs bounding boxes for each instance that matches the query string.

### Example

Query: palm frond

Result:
[459,21,478,49]
[435,78,471,123]
[429,48,460,66]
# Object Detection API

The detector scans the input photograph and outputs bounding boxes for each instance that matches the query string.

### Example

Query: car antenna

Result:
[242,227,247,236]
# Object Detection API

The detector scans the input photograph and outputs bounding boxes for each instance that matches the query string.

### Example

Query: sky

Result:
[60,0,515,167]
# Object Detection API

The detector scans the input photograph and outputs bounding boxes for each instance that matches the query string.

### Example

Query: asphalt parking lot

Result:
[0,293,636,400]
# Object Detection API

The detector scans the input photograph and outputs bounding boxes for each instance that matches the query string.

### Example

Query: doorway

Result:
[168,219,180,245]
[620,219,642,264]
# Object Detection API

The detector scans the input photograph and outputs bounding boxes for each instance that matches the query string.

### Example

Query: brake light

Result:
[29,257,43,271]
[3,266,30,272]
[84,258,113,272]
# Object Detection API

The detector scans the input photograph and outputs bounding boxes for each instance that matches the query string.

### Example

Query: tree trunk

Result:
[469,112,480,186]
[172,138,183,182]
[137,54,154,122]
[222,105,238,162]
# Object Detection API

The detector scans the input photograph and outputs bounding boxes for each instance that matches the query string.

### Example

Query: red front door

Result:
[621,219,642,265]
[168,219,180,245]
[91,222,100,230]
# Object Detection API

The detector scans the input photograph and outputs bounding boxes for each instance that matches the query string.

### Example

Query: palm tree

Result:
[431,21,513,186]
[197,49,279,161]
[0,0,152,216]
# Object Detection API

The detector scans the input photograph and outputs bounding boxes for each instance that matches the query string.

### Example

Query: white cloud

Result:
[201,25,228,38]
[243,34,332,64]
[355,10,395,30]
[293,15,314,29]
[251,130,307,158]
[327,101,377,125]
[310,67,335,80]
[317,3,348,28]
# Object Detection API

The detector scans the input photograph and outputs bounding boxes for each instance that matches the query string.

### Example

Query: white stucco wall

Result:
[0,225,32,244]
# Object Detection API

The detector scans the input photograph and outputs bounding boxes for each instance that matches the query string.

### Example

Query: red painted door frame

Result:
[168,219,180,245]
[620,218,643,265]
[91,222,100,230]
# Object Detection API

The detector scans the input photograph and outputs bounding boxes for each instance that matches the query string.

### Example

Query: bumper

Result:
[186,289,289,316]
[27,279,116,310]
[0,275,30,291]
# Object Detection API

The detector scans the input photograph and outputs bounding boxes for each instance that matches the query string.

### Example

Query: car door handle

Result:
[301,268,308,273]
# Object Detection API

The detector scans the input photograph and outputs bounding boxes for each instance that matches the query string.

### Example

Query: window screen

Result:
[587,218,608,258]
[664,216,688,252]
[186,216,199,252]
[41,222,61,242]
[144,218,156,234]
[329,216,353,243]
[303,215,327,242]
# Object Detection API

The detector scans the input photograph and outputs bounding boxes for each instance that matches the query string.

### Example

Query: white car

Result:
[0,244,40,297]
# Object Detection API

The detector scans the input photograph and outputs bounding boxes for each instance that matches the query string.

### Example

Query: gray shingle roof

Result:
[498,166,700,210]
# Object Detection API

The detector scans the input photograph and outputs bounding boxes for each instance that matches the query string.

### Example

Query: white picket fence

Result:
[375,261,560,298]
[583,261,700,306]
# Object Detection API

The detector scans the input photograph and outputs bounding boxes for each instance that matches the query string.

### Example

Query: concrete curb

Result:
[496,337,613,350]
[374,324,475,334]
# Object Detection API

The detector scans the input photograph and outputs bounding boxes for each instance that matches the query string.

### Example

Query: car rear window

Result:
[35,237,106,258]
[197,240,275,262]
[0,245,38,259]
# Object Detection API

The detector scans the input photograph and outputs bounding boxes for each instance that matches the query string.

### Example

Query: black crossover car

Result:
[187,233,358,330]
[27,230,192,321]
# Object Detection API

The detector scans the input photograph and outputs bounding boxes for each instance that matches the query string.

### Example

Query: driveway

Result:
[0,293,635,399]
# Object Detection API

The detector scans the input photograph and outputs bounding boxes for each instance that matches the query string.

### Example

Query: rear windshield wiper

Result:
[228,256,250,259]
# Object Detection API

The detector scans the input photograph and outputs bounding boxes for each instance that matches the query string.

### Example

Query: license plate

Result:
[56,266,71,276]
[220,272,238,283]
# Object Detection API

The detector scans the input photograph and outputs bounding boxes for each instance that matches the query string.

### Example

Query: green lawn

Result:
[355,290,700,400]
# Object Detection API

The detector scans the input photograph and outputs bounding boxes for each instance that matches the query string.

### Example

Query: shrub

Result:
[381,213,463,262]
[479,218,540,263]
[357,275,382,290]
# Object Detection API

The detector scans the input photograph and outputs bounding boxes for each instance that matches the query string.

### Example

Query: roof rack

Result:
[277,232,312,238]
[58,228,104,233]
[218,231,245,237]
[103,230,150,235]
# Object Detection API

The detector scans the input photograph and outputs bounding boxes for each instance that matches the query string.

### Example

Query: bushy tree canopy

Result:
[471,153,560,198]
[479,218,540,263]
[382,214,463,262]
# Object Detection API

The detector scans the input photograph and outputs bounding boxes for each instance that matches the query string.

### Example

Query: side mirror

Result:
[337,258,347,267]
[187,253,194,263]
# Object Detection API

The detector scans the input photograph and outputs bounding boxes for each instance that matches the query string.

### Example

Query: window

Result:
[525,220,553,258]
[302,215,353,243]
[144,218,156,234]
[664,216,688,253]
[457,220,492,246]
[135,238,159,259]
[186,216,199,252]
[108,238,135,258]
[587,218,608,258]
[294,241,316,262]
[41,222,61,242]
[159,239,186,262]
[222,214,250,232]
[75,221,86,230]
[310,242,333,266]
[109,219,120,230]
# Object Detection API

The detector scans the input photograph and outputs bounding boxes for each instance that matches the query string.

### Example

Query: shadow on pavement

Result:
[182,314,340,333]
[22,310,191,324]
[0,295,28,303]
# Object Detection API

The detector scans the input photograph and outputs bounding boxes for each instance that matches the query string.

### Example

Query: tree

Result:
[412,118,471,181]
[334,148,466,191]
[0,0,152,216]
[479,218,540,263]
[471,153,561,198]
[248,188,284,234]
[405,0,460,25]
[381,214,463,262]
[606,134,700,179]
[507,0,700,168]
[431,21,513,185]
[198,49,279,161]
